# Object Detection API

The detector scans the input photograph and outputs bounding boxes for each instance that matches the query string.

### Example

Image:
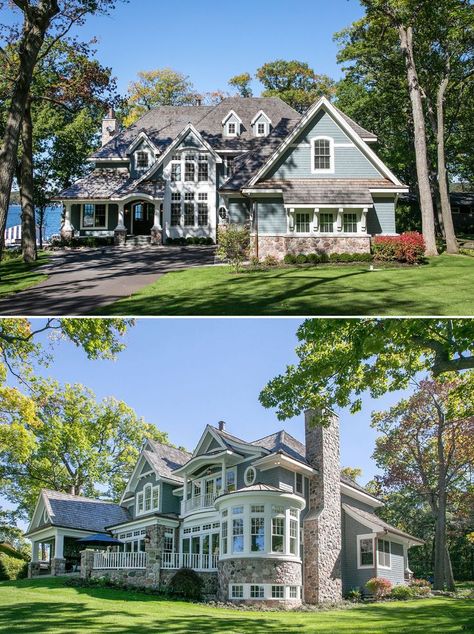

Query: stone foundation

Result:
[150,227,162,246]
[217,558,302,604]
[160,569,218,600]
[252,235,371,260]
[50,557,66,576]
[28,562,42,578]
[114,228,127,246]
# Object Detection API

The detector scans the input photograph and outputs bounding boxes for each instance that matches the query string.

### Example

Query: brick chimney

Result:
[303,409,342,604]
[101,107,118,147]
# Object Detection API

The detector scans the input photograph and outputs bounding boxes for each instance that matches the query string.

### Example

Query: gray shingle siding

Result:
[162,482,180,515]
[228,198,250,224]
[378,540,405,586]
[341,493,377,514]
[257,197,287,234]
[342,511,375,595]
[369,197,396,234]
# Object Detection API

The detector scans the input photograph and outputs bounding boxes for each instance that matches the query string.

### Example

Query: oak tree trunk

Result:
[19,101,37,263]
[0,0,59,258]
[399,25,438,256]
[444,545,455,591]
[433,494,447,589]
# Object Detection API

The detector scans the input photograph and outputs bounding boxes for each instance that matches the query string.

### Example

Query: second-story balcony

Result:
[181,492,218,515]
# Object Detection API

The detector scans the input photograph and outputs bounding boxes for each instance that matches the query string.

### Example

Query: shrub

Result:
[307,253,321,265]
[217,225,250,272]
[410,578,432,596]
[167,567,203,601]
[249,256,260,267]
[295,253,308,264]
[319,251,330,263]
[460,248,474,257]
[263,254,279,267]
[346,587,363,602]
[366,577,392,600]
[372,231,426,264]
[0,553,28,580]
[283,253,297,264]
[391,585,415,600]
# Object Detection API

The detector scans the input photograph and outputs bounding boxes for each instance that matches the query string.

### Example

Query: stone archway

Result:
[124,201,155,235]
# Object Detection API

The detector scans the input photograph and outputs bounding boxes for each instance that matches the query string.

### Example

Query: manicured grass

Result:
[96,254,474,316]
[0,252,48,297]
[0,578,472,633]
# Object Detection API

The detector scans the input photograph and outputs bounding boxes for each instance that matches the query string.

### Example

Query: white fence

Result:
[93,551,148,570]
[182,493,217,514]
[4,224,43,246]
[161,552,218,571]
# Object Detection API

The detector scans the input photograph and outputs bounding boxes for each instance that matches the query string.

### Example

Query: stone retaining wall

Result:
[252,235,371,260]
[160,569,218,599]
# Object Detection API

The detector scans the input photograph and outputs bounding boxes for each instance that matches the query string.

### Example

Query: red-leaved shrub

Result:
[372,231,426,264]
[366,577,393,600]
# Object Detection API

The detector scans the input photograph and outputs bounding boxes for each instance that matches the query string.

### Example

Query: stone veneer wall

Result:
[50,557,66,576]
[252,235,371,260]
[160,569,218,599]
[304,409,342,604]
[217,558,302,606]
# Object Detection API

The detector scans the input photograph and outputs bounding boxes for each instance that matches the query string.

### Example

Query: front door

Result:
[131,202,154,235]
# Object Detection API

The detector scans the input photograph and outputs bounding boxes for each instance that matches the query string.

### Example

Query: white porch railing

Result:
[93,551,148,570]
[161,552,218,571]
[182,492,218,514]
[4,224,43,246]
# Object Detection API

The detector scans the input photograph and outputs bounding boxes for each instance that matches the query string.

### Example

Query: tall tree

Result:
[371,377,474,590]
[228,72,253,98]
[124,68,199,126]
[259,318,474,417]
[0,380,170,518]
[256,59,335,113]
[0,0,119,256]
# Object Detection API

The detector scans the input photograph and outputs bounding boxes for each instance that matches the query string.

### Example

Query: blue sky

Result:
[54,0,364,96]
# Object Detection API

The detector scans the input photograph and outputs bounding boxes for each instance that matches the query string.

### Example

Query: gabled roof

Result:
[342,503,424,545]
[144,440,191,483]
[126,131,160,155]
[251,430,306,463]
[26,490,130,536]
[222,109,243,125]
[56,168,165,201]
[251,110,272,125]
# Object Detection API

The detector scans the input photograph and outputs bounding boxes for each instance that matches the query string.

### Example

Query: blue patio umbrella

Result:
[77,534,123,546]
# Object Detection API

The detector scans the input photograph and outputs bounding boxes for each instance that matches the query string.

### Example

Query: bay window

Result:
[221,519,228,554]
[232,518,244,553]
[82,203,106,229]
[250,517,265,552]
[271,515,284,553]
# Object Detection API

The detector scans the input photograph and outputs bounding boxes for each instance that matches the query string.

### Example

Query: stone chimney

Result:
[218,420,226,432]
[303,409,342,604]
[101,107,118,146]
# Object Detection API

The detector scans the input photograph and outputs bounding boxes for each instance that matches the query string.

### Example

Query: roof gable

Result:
[222,110,243,125]
[126,131,159,156]
[251,110,272,126]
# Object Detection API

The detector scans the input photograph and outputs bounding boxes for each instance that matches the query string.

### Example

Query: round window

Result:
[244,466,256,486]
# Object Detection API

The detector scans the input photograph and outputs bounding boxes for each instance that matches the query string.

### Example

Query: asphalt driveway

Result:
[0,246,216,316]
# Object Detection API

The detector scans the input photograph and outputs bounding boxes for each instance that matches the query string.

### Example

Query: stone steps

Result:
[125,235,152,247]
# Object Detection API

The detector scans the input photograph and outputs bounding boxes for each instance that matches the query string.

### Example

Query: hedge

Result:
[372,231,425,264]
[0,552,28,580]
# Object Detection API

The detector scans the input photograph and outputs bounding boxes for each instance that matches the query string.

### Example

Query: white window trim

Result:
[135,150,151,171]
[310,136,335,174]
[254,121,269,137]
[228,583,302,601]
[226,121,238,137]
[377,538,392,570]
[244,466,257,486]
[357,533,376,569]
[80,203,108,230]
[136,483,160,516]
[294,472,304,495]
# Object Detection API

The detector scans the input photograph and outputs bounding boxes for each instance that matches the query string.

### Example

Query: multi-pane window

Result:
[221,520,228,554]
[140,484,159,513]
[163,532,173,552]
[228,122,236,135]
[198,203,208,226]
[250,517,265,552]
[198,154,209,181]
[250,585,264,599]
[232,518,244,553]
[171,162,181,182]
[225,157,234,177]
[320,212,334,233]
[226,470,236,492]
[82,203,106,228]
[359,537,374,566]
[343,212,358,233]
[136,151,149,169]
[271,517,284,552]
[171,193,181,226]
[137,492,144,513]
[289,518,298,555]
[231,585,243,599]
[184,193,194,226]
[295,473,303,494]
[289,586,299,599]
[295,212,310,233]
[271,586,284,599]
[257,122,266,135]
[152,486,159,509]
[313,138,332,170]
[144,486,151,512]
[378,539,391,568]
[185,155,195,181]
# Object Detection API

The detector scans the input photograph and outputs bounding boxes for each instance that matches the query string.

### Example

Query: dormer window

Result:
[251,110,272,137]
[227,122,236,136]
[311,136,334,174]
[222,110,242,137]
[257,123,265,135]
[136,151,149,170]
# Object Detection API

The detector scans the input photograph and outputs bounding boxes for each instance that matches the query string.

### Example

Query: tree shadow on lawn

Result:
[106,266,445,316]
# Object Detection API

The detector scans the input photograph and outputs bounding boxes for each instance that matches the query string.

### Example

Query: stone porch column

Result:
[60,203,74,240]
[145,525,166,588]
[51,531,66,576]
[114,203,127,246]
[151,202,162,246]
[80,549,95,579]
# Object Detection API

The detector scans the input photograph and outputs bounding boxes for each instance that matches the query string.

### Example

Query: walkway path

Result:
[0,246,216,316]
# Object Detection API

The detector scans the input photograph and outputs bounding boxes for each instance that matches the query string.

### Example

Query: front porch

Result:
[89,550,218,572]
[28,527,92,577]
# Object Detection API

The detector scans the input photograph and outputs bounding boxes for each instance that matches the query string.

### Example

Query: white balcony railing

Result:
[181,492,218,514]
[161,552,218,571]
[93,551,148,570]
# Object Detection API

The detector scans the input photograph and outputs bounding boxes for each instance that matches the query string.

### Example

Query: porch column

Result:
[313,207,320,232]
[361,207,368,232]
[54,531,64,559]
[60,202,74,240]
[114,202,127,246]
[337,208,344,232]
[151,201,162,246]
[31,540,41,562]
[288,208,295,232]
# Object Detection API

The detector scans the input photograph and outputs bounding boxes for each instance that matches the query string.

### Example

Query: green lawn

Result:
[0,578,472,634]
[96,254,474,316]
[0,253,48,297]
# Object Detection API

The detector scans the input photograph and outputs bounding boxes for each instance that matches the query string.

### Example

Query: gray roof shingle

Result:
[343,503,424,543]
[145,441,191,483]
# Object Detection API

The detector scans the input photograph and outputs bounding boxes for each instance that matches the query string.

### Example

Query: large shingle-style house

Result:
[26,412,422,605]
[58,96,408,258]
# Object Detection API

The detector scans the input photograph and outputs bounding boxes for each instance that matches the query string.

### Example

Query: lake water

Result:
[7,204,62,239]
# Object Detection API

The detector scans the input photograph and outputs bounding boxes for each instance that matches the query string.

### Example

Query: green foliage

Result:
[166,237,214,246]
[262,255,279,267]
[124,69,198,126]
[167,568,203,601]
[329,252,373,263]
[283,253,297,265]
[366,577,392,600]
[259,319,474,417]
[346,587,363,602]
[228,73,253,98]
[256,59,335,112]
[216,225,250,272]
[0,553,28,580]
[341,466,363,482]
[295,254,308,264]
[391,585,415,600]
